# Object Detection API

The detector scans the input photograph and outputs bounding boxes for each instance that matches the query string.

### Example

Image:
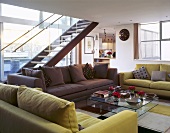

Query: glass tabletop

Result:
[89,96,158,117]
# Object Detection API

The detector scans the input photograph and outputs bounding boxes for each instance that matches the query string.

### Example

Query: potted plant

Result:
[137,91,145,101]
[107,51,112,58]
[112,92,121,102]
[128,86,136,97]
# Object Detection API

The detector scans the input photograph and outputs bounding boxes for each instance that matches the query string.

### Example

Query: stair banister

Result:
[12,15,63,52]
[0,13,55,51]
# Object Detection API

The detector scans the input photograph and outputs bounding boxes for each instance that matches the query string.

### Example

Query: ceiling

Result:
[1,0,170,33]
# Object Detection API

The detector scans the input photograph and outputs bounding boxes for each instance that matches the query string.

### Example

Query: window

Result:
[139,21,170,60]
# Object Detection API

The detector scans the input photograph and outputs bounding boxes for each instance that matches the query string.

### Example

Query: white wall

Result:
[110,24,170,72]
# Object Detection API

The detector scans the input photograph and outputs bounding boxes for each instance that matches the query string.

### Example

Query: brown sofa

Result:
[7,64,118,101]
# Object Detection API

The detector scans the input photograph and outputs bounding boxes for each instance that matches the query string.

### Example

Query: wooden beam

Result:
[134,23,139,59]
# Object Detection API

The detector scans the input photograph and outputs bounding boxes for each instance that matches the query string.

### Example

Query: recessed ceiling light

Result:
[118,22,120,23]
[130,20,132,21]
[166,16,168,18]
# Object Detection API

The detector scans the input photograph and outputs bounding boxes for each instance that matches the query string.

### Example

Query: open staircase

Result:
[1,14,98,73]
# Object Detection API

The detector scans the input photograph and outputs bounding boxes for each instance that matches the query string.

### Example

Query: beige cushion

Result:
[150,81,170,91]
[160,64,170,81]
[42,66,65,86]
[0,83,18,106]
[17,86,78,133]
[124,79,153,88]
[69,65,87,83]
[151,71,166,81]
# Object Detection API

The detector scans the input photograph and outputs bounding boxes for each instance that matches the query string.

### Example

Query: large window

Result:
[139,21,170,60]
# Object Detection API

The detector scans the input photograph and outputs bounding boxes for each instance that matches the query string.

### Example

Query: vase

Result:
[139,96,144,101]
[108,55,111,58]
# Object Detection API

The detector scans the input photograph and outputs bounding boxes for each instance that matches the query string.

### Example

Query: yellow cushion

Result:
[150,81,170,91]
[125,79,153,88]
[17,86,78,133]
[0,83,18,106]
[76,112,101,128]
[135,64,160,79]
[160,64,170,81]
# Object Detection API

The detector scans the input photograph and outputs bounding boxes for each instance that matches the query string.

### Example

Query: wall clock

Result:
[119,29,130,41]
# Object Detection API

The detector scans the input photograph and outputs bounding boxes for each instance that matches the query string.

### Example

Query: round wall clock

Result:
[119,29,130,41]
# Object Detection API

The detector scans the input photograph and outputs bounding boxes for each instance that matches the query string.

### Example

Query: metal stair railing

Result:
[0,13,55,51]
[12,15,63,52]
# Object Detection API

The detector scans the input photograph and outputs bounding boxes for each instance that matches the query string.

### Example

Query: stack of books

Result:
[91,90,109,102]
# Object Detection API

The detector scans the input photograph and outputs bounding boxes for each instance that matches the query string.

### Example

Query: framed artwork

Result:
[84,36,94,54]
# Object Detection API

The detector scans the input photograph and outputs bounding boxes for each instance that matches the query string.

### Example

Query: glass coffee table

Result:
[88,96,158,117]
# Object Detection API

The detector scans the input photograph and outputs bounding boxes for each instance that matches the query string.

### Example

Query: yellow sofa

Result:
[119,64,170,98]
[0,83,138,133]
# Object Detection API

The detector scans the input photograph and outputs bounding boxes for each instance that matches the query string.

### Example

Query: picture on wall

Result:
[84,36,94,54]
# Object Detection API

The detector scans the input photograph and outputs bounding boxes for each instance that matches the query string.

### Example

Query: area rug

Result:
[149,104,170,116]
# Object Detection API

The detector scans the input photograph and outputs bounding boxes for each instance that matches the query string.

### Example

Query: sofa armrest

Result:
[119,72,133,86]
[107,68,118,85]
[78,110,137,133]
[7,74,46,91]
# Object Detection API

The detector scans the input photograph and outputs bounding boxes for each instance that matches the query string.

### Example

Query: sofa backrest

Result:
[135,64,160,79]
[160,64,170,81]
[58,66,72,83]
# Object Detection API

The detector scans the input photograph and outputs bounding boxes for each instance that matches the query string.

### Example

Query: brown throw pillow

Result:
[83,63,95,79]
[69,65,87,83]
[38,66,52,87]
[41,66,65,87]
[93,64,108,78]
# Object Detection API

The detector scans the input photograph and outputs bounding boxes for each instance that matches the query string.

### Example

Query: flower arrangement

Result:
[137,91,145,97]
[107,51,112,55]
[112,92,121,98]
[128,86,135,91]
[108,86,115,91]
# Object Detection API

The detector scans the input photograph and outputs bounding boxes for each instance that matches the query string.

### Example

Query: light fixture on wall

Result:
[102,29,107,43]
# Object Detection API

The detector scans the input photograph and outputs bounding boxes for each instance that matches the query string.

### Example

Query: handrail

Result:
[13,15,63,52]
[1,13,55,51]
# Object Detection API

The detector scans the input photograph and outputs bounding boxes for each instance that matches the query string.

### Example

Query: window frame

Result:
[139,20,170,60]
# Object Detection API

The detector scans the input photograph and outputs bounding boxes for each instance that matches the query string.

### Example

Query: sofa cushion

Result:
[135,64,160,79]
[22,68,46,90]
[17,86,79,133]
[94,64,108,79]
[132,66,149,79]
[46,84,86,97]
[76,112,101,128]
[160,64,170,81]
[151,71,166,81]
[124,79,153,88]
[0,83,18,106]
[69,65,87,83]
[83,63,95,79]
[59,66,72,83]
[42,66,65,87]
[77,79,113,90]
[150,81,170,91]
[38,66,52,87]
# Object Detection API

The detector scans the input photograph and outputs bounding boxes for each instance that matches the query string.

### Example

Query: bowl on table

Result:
[125,98,141,105]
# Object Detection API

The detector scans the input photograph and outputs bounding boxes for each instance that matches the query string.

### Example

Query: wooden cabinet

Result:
[94,58,111,67]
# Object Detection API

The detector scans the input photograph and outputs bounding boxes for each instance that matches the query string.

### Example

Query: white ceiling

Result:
[1,0,170,33]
